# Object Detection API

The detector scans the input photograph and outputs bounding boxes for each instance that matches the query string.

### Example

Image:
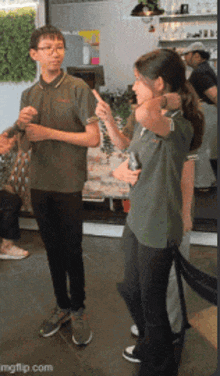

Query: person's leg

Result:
[135,243,176,375]
[52,191,85,312]
[117,223,145,337]
[166,231,191,333]
[0,190,29,259]
[0,190,22,240]
[52,191,92,345]
[31,189,71,310]
[121,237,176,374]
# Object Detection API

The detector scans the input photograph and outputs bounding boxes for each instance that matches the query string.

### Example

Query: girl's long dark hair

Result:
[134,49,204,151]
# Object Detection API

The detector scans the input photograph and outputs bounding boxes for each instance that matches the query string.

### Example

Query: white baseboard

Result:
[19,217,217,247]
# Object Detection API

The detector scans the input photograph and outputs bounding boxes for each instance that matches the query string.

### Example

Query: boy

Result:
[13,25,100,345]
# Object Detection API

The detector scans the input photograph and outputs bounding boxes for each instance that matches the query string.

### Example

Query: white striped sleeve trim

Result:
[187,154,198,160]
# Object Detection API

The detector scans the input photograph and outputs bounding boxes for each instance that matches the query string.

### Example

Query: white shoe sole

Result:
[130,324,139,338]
[72,331,93,346]
[40,313,71,338]
[0,253,28,260]
[122,346,141,363]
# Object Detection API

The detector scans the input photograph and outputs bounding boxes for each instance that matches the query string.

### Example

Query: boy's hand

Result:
[164,93,182,111]
[18,106,38,125]
[25,124,51,141]
[112,159,141,186]
[0,133,17,155]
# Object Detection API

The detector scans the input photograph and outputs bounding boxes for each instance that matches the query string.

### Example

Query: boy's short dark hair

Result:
[29,25,66,50]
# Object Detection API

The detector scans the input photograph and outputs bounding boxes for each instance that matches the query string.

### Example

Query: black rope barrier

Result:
[173,243,217,337]
[172,244,217,371]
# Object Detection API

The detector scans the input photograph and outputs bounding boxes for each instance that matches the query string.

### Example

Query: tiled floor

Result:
[0,229,218,376]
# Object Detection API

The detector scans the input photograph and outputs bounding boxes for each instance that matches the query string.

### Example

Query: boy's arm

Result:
[25,121,100,148]
[181,158,195,233]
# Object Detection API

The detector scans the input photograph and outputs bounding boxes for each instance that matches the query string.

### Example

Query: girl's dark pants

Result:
[117,223,177,375]
[31,189,85,312]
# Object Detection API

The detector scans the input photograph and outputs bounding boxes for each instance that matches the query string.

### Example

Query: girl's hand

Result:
[112,159,141,186]
[163,93,182,111]
[93,89,115,124]
[25,124,51,142]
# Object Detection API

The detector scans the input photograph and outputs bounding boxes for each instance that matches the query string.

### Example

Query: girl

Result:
[95,48,204,376]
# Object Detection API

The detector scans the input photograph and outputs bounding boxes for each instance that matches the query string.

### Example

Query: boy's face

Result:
[30,36,65,73]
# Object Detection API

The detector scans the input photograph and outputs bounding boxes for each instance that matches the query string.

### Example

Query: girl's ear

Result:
[29,49,38,61]
[154,76,165,94]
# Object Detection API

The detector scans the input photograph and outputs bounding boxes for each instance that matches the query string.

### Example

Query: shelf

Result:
[159,13,217,21]
[159,38,217,42]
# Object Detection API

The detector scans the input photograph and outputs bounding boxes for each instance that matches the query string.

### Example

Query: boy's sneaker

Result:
[122,345,141,363]
[39,306,71,337]
[130,324,182,344]
[71,308,93,346]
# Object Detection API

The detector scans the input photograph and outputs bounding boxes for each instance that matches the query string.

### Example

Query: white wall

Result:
[0,81,34,133]
[50,0,160,91]
[100,7,159,90]
[0,0,161,131]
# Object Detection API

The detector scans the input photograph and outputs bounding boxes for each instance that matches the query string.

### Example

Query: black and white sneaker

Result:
[130,324,182,344]
[122,345,141,363]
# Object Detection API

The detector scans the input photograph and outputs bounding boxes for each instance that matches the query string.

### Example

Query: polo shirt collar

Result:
[39,69,66,89]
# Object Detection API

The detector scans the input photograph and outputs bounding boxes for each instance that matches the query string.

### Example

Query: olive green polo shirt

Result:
[18,70,97,193]
[124,111,193,248]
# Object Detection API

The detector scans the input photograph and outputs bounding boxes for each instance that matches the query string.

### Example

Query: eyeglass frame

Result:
[37,46,66,56]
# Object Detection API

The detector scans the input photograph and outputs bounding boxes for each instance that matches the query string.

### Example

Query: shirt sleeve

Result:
[74,82,97,127]
[164,112,194,158]
[190,71,216,93]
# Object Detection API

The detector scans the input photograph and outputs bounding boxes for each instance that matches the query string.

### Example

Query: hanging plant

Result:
[99,88,135,162]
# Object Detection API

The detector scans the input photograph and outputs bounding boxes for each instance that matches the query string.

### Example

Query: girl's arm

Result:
[181,159,195,233]
[135,93,181,137]
[93,90,131,150]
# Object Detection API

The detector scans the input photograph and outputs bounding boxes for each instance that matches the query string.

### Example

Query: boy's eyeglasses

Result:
[37,46,65,56]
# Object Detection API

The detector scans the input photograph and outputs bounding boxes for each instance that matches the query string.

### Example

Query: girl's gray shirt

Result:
[124,110,193,248]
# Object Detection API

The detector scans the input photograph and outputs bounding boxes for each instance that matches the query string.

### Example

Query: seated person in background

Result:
[0,133,29,260]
